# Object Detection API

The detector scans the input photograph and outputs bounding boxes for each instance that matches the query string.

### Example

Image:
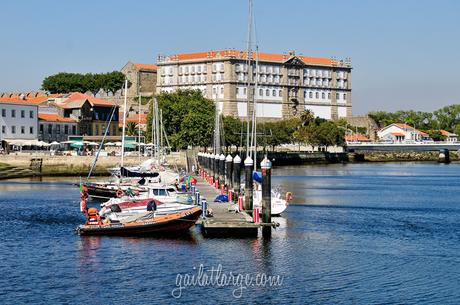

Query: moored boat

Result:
[77,206,202,236]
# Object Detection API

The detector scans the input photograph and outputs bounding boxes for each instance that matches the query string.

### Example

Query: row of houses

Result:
[346,123,458,144]
[0,92,146,147]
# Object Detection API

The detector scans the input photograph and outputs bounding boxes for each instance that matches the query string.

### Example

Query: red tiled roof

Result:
[391,132,405,137]
[118,113,147,127]
[134,63,157,71]
[345,134,370,142]
[168,50,335,65]
[395,123,413,129]
[0,97,38,106]
[59,92,116,108]
[38,113,76,123]
[440,129,457,137]
[25,94,62,105]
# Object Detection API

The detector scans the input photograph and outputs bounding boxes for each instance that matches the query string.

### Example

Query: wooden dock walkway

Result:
[194,177,259,237]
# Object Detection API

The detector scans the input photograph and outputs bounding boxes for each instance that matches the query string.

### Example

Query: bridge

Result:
[346,142,460,152]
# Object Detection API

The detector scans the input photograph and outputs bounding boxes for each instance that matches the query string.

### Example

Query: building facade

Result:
[0,99,38,142]
[38,113,78,142]
[377,123,431,143]
[156,50,352,120]
[121,62,158,98]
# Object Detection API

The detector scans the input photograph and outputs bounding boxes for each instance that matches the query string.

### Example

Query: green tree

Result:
[126,122,138,136]
[41,71,126,94]
[222,115,243,151]
[147,90,215,150]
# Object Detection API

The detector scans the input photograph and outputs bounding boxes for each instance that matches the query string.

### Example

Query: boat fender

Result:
[285,192,293,203]
[116,189,124,198]
[110,204,122,213]
[147,200,157,212]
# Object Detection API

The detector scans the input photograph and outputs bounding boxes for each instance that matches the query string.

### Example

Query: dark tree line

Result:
[41,71,126,94]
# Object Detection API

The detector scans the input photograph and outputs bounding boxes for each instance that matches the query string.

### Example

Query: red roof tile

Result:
[168,50,335,65]
[0,97,38,106]
[134,63,157,71]
[345,134,370,142]
[59,92,116,107]
[38,113,76,123]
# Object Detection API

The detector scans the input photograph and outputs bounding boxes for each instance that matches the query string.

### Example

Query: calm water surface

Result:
[1,163,459,304]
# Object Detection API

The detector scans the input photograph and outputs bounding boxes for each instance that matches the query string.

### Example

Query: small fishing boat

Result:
[99,198,196,220]
[77,206,202,236]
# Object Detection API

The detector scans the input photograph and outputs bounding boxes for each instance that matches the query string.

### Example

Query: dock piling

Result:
[225,154,233,190]
[233,155,241,197]
[244,156,254,211]
[261,156,272,238]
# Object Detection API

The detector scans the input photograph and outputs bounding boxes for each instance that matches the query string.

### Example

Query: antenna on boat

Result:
[121,78,128,167]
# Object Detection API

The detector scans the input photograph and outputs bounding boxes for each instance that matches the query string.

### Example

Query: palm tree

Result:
[126,122,138,136]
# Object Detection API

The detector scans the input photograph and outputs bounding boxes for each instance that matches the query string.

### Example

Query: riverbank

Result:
[0,152,186,180]
[357,151,460,162]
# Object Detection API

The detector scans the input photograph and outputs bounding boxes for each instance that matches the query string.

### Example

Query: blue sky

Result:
[1,0,459,114]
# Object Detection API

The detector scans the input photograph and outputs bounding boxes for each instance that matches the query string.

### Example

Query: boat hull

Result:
[77,207,201,236]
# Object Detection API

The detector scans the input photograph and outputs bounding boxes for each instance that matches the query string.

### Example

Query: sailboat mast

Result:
[252,45,259,170]
[121,78,128,167]
[245,0,253,158]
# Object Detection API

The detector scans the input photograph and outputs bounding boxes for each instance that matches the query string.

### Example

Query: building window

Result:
[213,88,216,94]
[322,92,325,99]
[21,110,25,118]
[265,89,269,96]
[73,125,77,135]
[11,109,15,118]
[259,88,263,96]
[220,87,224,94]
[1,109,5,117]
[309,92,313,98]
[236,88,239,95]
[279,90,282,97]
[244,88,247,95]
[336,93,340,99]
[272,89,276,96]
[343,93,347,100]
[56,125,61,134]
[40,124,44,134]
[48,124,52,134]
[29,110,34,118]
[198,66,201,73]
[64,125,69,134]
[328,93,331,99]
[1,125,5,134]
[95,125,99,135]
[29,126,34,134]
[315,92,319,99]
[21,126,25,134]
[12,126,16,134]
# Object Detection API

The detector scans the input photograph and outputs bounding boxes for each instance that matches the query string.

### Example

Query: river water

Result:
[0,163,459,304]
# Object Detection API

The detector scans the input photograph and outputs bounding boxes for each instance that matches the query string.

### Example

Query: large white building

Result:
[156,50,352,120]
[0,98,38,143]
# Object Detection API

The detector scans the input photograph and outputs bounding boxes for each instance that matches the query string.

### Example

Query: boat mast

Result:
[121,78,128,167]
[245,0,254,159]
[252,45,259,170]
[138,90,141,161]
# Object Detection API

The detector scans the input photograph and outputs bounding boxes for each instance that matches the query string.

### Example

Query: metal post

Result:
[233,155,241,197]
[219,153,225,184]
[214,154,220,187]
[244,156,253,211]
[225,154,233,189]
[261,156,272,238]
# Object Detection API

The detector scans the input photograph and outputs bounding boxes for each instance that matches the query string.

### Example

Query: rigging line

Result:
[87,105,117,181]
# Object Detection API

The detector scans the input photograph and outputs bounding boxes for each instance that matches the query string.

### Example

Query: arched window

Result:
[259,88,263,96]
[278,90,282,97]
[315,92,319,99]
[343,93,347,100]
[309,91,313,98]
[266,89,270,96]
[322,92,325,99]
[273,89,276,96]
